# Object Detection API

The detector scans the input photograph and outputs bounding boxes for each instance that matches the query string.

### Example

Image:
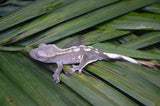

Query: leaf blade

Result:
[98,12,160,30]
[120,32,160,49]
[0,0,119,45]
[28,0,159,46]
[0,0,73,31]
[85,61,160,105]
[0,51,89,105]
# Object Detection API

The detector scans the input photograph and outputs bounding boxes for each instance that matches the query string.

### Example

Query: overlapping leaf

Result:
[0,51,90,105]
[0,0,74,31]
[142,2,160,14]
[64,29,130,47]
[120,32,160,49]
[27,0,160,47]
[98,12,160,30]
[85,61,160,105]
[0,0,118,45]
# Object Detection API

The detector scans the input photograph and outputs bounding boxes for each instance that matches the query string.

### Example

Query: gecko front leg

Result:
[70,55,98,74]
[53,63,63,83]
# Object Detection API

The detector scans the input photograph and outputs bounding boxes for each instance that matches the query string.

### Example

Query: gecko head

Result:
[29,43,61,62]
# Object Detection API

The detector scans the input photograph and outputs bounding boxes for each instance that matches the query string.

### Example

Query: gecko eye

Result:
[34,52,40,58]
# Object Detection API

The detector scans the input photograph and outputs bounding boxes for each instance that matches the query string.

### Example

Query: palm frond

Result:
[0,0,160,105]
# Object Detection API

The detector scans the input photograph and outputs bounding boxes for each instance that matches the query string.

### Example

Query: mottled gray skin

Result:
[30,43,139,83]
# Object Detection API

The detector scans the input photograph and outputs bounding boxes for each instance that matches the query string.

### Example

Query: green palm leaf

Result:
[120,32,160,49]
[0,0,118,45]
[98,12,160,30]
[142,2,160,14]
[0,0,160,105]
[0,51,89,105]
[0,0,73,31]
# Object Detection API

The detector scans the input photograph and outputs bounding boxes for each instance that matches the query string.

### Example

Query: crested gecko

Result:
[30,43,145,83]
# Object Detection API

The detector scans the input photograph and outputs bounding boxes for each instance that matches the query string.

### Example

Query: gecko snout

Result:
[29,49,38,59]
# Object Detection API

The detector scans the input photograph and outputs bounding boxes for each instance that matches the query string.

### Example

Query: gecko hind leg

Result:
[69,65,82,74]
[70,55,98,74]
[52,63,63,83]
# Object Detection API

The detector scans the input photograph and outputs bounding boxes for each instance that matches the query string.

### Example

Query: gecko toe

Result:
[69,68,76,74]
[53,74,60,83]
[53,77,60,83]
[55,79,60,83]
[78,70,82,74]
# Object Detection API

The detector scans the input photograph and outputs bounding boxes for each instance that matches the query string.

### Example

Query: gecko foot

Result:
[53,74,60,83]
[69,65,82,74]
[78,70,82,74]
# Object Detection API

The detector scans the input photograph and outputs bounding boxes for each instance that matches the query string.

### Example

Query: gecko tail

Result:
[104,53,159,68]
[137,60,159,68]
[104,53,139,64]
